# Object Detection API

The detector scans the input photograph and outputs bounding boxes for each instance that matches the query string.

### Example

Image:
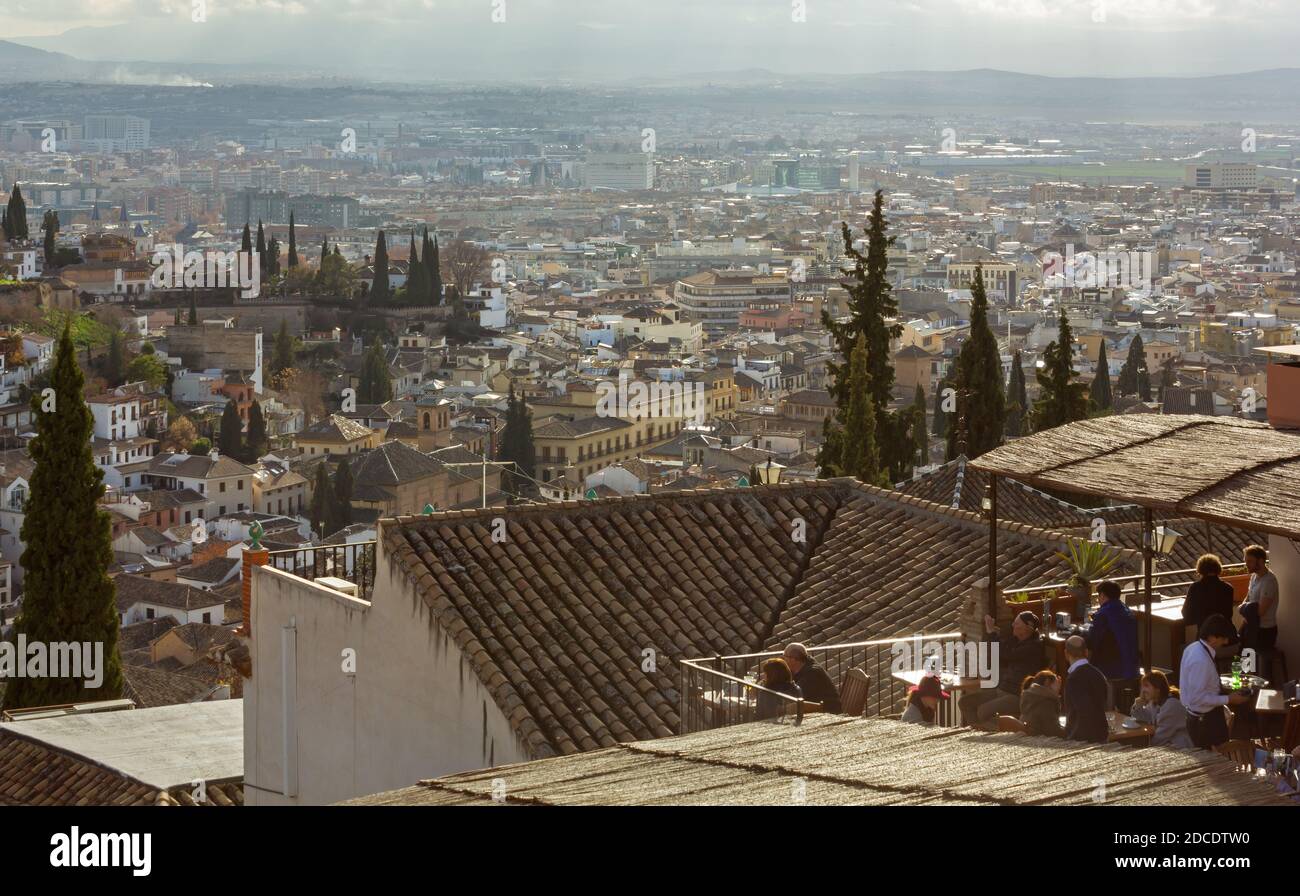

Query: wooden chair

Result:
[839,667,871,718]
[996,715,1029,734]
[1214,738,1256,772]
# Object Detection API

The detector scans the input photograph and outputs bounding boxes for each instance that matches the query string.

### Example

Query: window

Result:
[219,505,226,515]
[220,482,226,493]
[202,612,211,624]
[237,480,243,490]
[146,608,155,620]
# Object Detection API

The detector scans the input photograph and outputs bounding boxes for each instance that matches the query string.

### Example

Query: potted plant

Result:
[1055,539,1122,621]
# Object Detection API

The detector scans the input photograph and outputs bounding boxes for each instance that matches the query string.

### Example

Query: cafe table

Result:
[892,669,979,726]
[1056,711,1155,745]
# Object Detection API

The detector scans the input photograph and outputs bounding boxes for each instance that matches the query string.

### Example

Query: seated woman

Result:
[754,657,802,721]
[900,673,948,726]
[1129,670,1193,748]
[1018,670,1065,737]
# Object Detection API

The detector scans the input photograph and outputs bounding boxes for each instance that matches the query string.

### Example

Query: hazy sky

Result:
[4,0,1297,80]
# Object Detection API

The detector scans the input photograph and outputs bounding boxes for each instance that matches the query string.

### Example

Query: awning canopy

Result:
[970,414,1300,540]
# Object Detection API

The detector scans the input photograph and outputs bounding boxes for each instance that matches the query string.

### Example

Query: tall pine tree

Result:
[498,385,536,499]
[241,222,252,254]
[5,183,28,240]
[332,460,354,531]
[271,318,294,379]
[246,400,269,461]
[946,264,1005,460]
[371,230,390,304]
[310,464,332,537]
[1090,340,1113,411]
[819,190,909,479]
[358,338,393,404]
[819,335,885,484]
[219,399,243,457]
[1032,309,1090,431]
[1117,332,1151,401]
[4,322,124,709]
[287,211,298,268]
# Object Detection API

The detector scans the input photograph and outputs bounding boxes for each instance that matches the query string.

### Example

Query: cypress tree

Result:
[499,385,536,499]
[219,399,243,458]
[1157,357,1176,402]
[1117,332,1151,400]
[407,231,427,305]
[820,191,908,478]
[946,264,1005,460]
[271,318,294,379]
[287,211,298,268]
[4,322,124,709]
[1008,350,1028,420]
[42,210,59,265]
[332,459,353,530]
[6,183,28,240]
[320,237,328,269]
[932,377,951,438]
[1,207,9,242]
[1032,309,1090,431]
[1090,340,1113,411]
[371,231,390,304]
[819,335,885,484]
[246,400,269,461]
[310,464,332,536]
[105,328,126,386]
[265,236,280,279]
[913,383,928,466]
[358,338,392,404]
[241,222,252,254]
[255,220,266,258]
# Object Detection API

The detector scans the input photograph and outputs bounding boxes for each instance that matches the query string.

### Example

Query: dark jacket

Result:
[1019,683,1065,737]
[990,630,1048,695]
[793,661,842,713]
[1086,598,1139,680]
[1183,577,1235,631]
[1064,661,1110,743]
[756,680,802,721]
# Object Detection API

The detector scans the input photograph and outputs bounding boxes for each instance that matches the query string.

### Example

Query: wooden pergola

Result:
[971,414,1300,664]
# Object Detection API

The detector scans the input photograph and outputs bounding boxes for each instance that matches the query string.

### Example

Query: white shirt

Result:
[1067,658,1089,675]
[1178,639,1229,714]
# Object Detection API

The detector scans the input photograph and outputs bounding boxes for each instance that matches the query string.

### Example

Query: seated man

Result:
[1086,580,1140,710]
[958,610,1046,727]
[1063,635,1109,743]
[782,642,842,713]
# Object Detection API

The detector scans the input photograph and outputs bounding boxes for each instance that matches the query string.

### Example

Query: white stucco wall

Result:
[244,541,528,806]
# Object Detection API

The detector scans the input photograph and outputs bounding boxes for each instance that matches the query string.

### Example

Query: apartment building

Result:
[674,270,791,334]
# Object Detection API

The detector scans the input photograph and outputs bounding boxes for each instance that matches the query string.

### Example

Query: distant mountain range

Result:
[4,35,1300,121]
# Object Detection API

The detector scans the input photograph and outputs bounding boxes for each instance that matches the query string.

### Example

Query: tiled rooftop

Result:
[381,479,1112,760]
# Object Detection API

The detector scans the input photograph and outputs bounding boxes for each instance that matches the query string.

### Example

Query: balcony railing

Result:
[679,633,965,735]
[267,540,376,600]
[1002,562,1247,611]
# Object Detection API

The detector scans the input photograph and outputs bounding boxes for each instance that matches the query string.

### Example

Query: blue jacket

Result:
[1087,598,1139,680]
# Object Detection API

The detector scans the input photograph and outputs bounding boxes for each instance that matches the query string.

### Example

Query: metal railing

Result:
[679,633,965,734]
[1002,562,1247,611]
[266,540,377,600]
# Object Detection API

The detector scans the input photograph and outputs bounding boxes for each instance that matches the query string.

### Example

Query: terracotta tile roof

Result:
[298,413,375,444]
[123,664,218,707]
[0,702,242,806]
[380,479,1111,761]
[383,484,841,758]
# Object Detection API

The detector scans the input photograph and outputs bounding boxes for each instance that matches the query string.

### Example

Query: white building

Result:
[584,152,654,191]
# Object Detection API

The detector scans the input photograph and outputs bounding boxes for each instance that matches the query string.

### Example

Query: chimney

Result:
[209,448,220,461]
